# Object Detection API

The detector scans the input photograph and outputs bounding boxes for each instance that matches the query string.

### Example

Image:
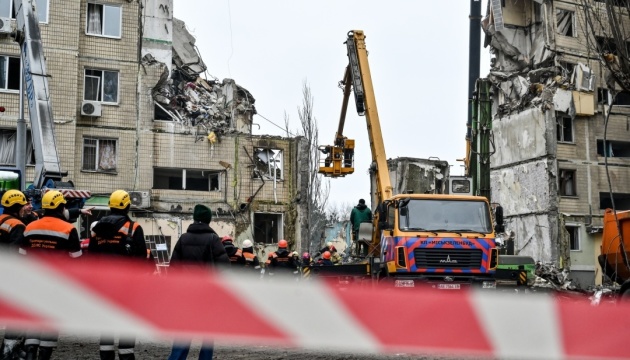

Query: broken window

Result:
[86,3,121,38]
[153,168,221,191]
[557,115,574,143]
[0,0,48,22]
[595,36,630,57]
[599,88,630,106]
[566,225,580,251]
[253,148,283,180]
[0,55,20,91]
[84,69,118,103]
[0,129,34,165]
[82,138,117,172]
[600,192,630,210]
[597,140,630,157]
[559,169,576,197]
[594,0,629,6]
[558,61,575,78]
[253,212,283,244]
[556,9,576,37]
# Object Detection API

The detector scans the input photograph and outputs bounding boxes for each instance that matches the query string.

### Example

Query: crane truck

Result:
[317,30,499,289]
[0,0,90,215]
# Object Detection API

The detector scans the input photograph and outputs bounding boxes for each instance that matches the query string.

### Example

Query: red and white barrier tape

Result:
[0,252,627,360]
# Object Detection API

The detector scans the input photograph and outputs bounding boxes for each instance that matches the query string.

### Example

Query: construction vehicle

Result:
[0,0,90,215]
[317,30,499,289]
[600,209,630,298]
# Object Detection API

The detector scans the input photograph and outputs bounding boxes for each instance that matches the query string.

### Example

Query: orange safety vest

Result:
[22,216,81,258]
[93,220,140,256]
[0,214,25,244]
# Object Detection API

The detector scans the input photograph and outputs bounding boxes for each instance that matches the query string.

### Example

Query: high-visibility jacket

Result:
[91,219,142,257]
[242,251,261,270]
[266,249,296,271]
[21,216,82,258]
[0,213,25,247]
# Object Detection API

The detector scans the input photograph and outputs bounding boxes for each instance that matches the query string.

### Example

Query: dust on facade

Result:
[0,0,313,260]
[483,0,630,288]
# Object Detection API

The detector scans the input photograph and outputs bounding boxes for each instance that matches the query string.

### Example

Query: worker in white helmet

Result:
[239,239,260,271]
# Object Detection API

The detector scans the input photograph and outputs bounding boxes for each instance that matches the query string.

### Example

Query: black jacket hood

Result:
[93,214,128,238]
[355,203,368,210]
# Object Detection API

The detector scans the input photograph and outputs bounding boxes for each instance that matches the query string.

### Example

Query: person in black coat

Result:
[167,204,230,360]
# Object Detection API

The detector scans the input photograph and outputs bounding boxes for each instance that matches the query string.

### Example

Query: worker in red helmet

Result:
[221,235,243,265]
[317,251,334,266]
[265,239,297,275]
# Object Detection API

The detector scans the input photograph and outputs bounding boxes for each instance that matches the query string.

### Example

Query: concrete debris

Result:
[534,262,576,291]
[143,23,257,135]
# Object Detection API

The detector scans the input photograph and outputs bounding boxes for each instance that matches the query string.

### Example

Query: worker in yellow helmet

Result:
[21,190,82,360]
[89,190,149,360]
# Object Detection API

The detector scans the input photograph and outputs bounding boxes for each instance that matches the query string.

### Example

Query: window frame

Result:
[0,0,49,23]
[83,68,119,104]
[152,167,223,192]
[81,137,118,173]
[253,148,284,180]
[559,169,577,197]
[253,212,284,245]
[0,54,20,92]
[85,2,122,39]
[566,224,580,251]
[0,128,35,166]
[557,115,574,143]
[556,8,576,38]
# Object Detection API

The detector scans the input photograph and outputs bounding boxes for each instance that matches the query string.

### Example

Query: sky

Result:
[174,1,491,210]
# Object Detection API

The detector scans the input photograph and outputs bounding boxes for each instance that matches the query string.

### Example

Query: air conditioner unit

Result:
[81,101,102,117]
[0,17,11,34]
[129,191,150,209]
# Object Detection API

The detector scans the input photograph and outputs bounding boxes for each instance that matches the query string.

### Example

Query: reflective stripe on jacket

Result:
[23,216,82,258]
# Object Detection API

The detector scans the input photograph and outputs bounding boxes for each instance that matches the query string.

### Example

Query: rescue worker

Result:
[265,239,297,275]
[240,239,261,271]
[167,204,230,360]
[300,252,313,280]
[350,199,372,255]
[314,241,333,258]
[317,251,334,266]
[89,190,149,360]
[330,245,343,265]
[0,190,28,359]
[221,235,244,265]
[20,190,82,360]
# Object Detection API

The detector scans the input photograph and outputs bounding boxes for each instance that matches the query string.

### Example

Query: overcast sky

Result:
[175,1,490,210]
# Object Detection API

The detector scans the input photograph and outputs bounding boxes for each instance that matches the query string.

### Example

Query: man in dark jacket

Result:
[167,204,229,360]
[350,199,372,256]
[89,190,150,360]
[221,235,244,265]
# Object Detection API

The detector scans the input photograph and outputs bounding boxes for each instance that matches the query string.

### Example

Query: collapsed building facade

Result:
[0,0,310,260]
[483,0,630,287]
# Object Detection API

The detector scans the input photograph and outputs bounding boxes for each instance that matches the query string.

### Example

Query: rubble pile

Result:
[534,262,576,291]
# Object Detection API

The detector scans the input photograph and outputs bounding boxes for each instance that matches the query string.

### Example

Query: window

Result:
[253,148,283,180]
[82,138,117,172]
[600,192,630,210]
[0,55,20,91]
[596,36,630,57]
[84,69,118,103]
[597,88,630,106]
[153,168,221,191]
[86,3,121,38]
[594,0,629,6]
[559,169,576,197]
[597,140,630,157]
[0,129,34,165]
[253,213,283,244]
[566,225,580,251]
[558,61,575,78]
[556,9,575,37]
[557,115,573,143]
[0,0,49,22]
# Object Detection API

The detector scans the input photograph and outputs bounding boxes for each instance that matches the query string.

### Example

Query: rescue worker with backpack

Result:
[0,190,28,359]
[240,239,260,271]
[221,235,244,265]
[20,190,83,360]
[89,190,149,360]
[265,239,297,276]
[317,251,334,266]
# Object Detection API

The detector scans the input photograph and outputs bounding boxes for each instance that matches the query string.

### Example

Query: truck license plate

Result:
[437,283,460,290]
[394,280,415,288]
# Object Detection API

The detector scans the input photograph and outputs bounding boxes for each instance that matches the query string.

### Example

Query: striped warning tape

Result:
[0,251,626,359]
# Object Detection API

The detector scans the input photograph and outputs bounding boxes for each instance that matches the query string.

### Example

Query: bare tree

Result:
[580,0,630,92]
[326,201,353,223]
[297,81,330,253]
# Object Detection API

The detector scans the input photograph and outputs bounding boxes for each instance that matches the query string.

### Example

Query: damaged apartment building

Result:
[0,0,309,259]
[483,0,630,287]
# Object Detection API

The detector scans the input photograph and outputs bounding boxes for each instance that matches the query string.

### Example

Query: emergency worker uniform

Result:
[265,245,297,275]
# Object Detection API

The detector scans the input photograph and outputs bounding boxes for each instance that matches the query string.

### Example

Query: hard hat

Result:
[42,190,66,210]
[109,190,131,210]
[291,251,299,257]
[242,239,253,248]
[221,235,233,243]
[330,245,337,252]
[278,239,288,248]
[326,241,333,247]
[323,251,331,260]
[1,189,27,207]
[302,252,310,259]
